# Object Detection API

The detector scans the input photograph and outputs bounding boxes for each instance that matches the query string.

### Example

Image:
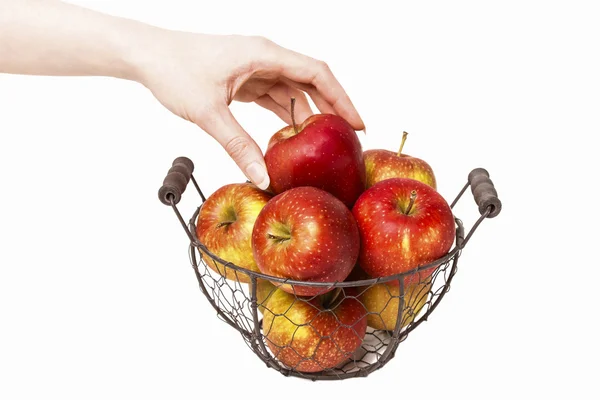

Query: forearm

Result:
[0,0,155,81]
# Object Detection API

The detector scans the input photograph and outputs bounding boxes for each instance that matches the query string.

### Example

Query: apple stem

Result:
[405,190,417,214]
[398,131,409,156]
[290,97,298,135]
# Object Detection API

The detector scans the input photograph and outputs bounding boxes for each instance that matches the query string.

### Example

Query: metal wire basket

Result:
[158,157,502,380]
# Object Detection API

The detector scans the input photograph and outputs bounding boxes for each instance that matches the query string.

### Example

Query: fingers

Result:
[270,46,365,131]
[282,79,335,115]
[194,104,270,190]
[266,82,313,123]
[255,82,313,125]
[254,95,291,123]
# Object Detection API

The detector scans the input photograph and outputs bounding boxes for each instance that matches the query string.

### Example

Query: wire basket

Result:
[158,157,502,380]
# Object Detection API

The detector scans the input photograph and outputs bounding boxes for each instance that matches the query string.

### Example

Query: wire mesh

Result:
[185,209,463,380]
[160,158,500,380]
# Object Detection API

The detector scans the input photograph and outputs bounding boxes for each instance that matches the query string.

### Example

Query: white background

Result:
[1,0,599,399]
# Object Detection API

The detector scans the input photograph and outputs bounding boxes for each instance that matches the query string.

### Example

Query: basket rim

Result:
[189,205,464,288]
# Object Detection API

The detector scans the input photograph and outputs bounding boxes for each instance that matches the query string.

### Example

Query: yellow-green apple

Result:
[364,131,436,189]
[359,280,432,331]
[252,187,359,296]
[262,287,367,372]
[352,178,455,281]
[255,279,277,315]
[264,99,366,209]
[196,183,272,283]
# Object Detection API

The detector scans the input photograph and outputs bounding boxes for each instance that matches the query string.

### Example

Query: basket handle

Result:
[158,157,195,205]
[467,168,502,218]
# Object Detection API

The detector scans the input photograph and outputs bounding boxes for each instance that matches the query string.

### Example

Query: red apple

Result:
[262,287,367,373]
[196,183,272,283]
[252,186,359,296]
[359,280,432,331]
[264,99,366,209]
[364,131,436,189]
[352,178,455,279]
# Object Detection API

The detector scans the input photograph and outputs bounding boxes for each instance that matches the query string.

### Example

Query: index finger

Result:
[270,46,365,131]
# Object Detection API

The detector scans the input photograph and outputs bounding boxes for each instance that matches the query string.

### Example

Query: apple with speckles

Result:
[255,279,277,314]
[252,186,359,296]
[364,131,437,189]
[360,280,432,331]
[262,286,367,372]
[264,99,366,209]
[196,183,272,283]
[352,178,455,279]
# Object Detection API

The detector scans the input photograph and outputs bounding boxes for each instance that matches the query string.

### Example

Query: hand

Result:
[135,32,365,190]
[0,0,364,190]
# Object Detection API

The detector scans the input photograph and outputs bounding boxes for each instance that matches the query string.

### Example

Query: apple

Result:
[264,98,366,209]
[346,263,434,287]
[255,279,277,314]
[262,286,367,372]
[196,183,272,283]
[359,280,432,331]
[252,186,359,297]
[352,178,455,279]
[364,131,437,189]
[345,264,370,282]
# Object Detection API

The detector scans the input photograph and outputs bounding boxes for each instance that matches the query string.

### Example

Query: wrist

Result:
[109,18,165,84]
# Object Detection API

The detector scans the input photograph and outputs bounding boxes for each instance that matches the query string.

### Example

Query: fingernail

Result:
[246,162,270,190]
[361,126,367,135]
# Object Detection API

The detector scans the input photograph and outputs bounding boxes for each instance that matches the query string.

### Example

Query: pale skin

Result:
[0,0,365,190]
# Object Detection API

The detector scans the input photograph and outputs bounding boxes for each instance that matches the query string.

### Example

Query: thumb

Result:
[195,105,270,190]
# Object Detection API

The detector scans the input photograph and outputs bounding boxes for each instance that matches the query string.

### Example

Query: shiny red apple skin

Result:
[364,149,437,190]
[196,183,272,283]
[264,114,366,209]
[252,187,360,296]
[262,287,367,373]
[352,178,455,279]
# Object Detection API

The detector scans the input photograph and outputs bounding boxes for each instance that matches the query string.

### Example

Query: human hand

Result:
[134,32,365,190]
[1,1,363,190]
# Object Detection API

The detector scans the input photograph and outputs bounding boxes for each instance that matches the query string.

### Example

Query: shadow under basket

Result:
[158,157,502,381]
